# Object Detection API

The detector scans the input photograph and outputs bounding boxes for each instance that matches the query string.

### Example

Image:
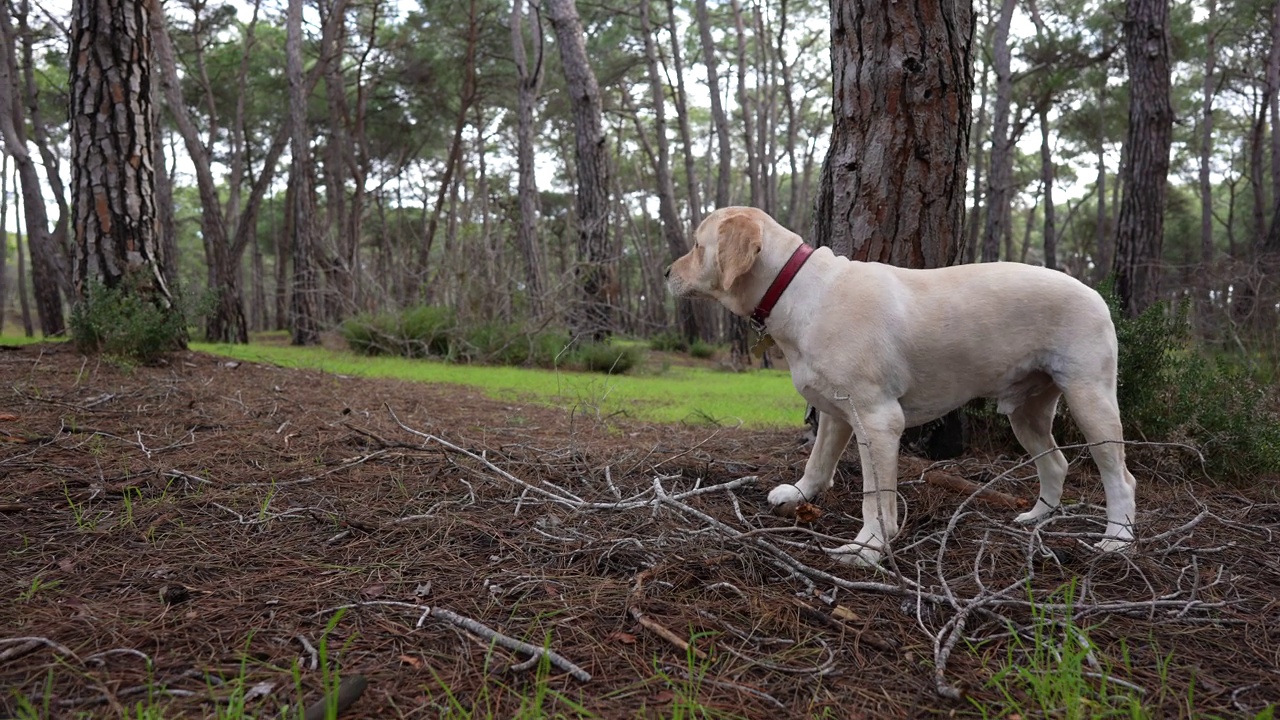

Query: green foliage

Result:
[340,305,455,358]
[70,278,187,365]
[569,340,641,375]
[649,330,690,353]
[688,340,715,360]
[970,581,1145,719]
[1108,290,1280,480]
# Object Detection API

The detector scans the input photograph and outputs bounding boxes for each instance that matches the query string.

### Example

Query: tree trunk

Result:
[813,0,973,268]
[1039,106,1058,270]
[1112,0,1173,317]
[814,0,973,458]
[0,154,7,334]
[18,0,71,274]
[155,128,178,293]
[666,0,703,228]
[730,0,759,208]
[696,0,732,208]
[0,2,66,335]
[981,0,1017,263]
[1270,0,1280,225]
[545,0,613,341]
[965,0,991,265]
[640,1,700,343]
[1200,0,1217,270]
[151,3,247,342]
[511,0,546,317]
[286,0,320,345]
[68,0,178,335]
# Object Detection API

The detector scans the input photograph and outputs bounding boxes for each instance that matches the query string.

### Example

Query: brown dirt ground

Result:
[2,342,1279,719]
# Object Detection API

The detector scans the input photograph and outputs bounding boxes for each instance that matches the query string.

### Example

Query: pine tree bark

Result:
[68,0,176,326]
[286,0,320,345]
[1112,0,1173,317]
[813,0,973,268]
[511,0,546,316]
[1200,0,1218,269]
[695,0,732,208]
[545,0,613,341]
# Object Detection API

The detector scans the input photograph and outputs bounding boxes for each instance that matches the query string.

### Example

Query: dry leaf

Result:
[608,631,637,644]
[794,501,824,523]
[360,583,385,598]
[0,413,18,422]
[398,654,422,668]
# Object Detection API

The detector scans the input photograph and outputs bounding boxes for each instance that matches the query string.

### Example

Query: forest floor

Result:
[2,341,1279,719]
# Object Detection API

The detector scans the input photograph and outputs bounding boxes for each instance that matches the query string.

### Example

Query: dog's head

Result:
[666,206,782,316]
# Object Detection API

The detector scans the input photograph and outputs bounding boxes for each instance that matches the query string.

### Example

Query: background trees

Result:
[0,0,1273,372]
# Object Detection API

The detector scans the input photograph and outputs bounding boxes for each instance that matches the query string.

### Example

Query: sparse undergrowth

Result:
[339,305,641,374]
[69,278,188,366]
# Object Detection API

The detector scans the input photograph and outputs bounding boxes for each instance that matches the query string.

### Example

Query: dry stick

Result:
[316,601,591,682]
[630,568,708,661]
[389,403,758,510]
[0,636,79,662]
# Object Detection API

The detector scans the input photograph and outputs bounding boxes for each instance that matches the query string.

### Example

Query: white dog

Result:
[666,207,1136,566]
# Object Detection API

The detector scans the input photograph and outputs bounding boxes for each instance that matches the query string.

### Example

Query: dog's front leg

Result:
[830,407,904,567]
[769,411,853,516]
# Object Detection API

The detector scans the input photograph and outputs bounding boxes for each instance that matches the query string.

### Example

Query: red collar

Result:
[750,243,814,327]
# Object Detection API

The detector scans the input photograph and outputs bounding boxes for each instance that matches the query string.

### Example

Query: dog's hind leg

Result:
[1009,387,1069,525]
[769,410,853,516]
[1061,382,1137,550]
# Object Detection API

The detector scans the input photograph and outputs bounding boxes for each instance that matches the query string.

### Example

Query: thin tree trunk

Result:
[0,0,65,335]
[545,0,613,341]
[666,0,703,227]
[1269,0,1280,225]
[640,1,699,342]
[981,0,1017,263]
[1200,0,1218,269]
[152,3,246,342]
[696,0,732,208]
[155,129,178,293]
[730,0,758,208]
[1112,0,1173,317]
[1039,105,1058,270]
[16,175,32,335]
[511,0,546,317]
[18,0,71,273]
[286,0,320,345]
[965,0,991,264]
[0,153,7,334]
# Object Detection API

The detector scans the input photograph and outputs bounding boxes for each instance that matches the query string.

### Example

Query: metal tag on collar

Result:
[750,332,776,359]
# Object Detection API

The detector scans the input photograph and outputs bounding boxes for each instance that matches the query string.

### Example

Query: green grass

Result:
[0,332,52,346]
[191,342,804,428]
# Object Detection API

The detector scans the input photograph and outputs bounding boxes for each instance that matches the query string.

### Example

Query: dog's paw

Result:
[767,484,808,518]
[828,542,883,568]
[1014,499,1057,525]
[1093,536,1133,553]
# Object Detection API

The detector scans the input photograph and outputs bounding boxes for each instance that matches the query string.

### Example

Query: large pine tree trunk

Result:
[813,0,973,268]
[68,0,176,326]
[1112,0,1173,318]
[545,0,613,342]
[812,0,973,459]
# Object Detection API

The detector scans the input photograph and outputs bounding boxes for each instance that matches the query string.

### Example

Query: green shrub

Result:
[689,340,715,359]
[649,330,690,353]
[1108,291,1280,480]
[571,341,641,374]
[70,279,187,365]
[459,322,527,365]
[398,306,455,357]
[340,306,455,358]
[339,312,400,356]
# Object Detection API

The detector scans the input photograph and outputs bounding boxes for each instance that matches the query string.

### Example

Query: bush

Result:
[649,330,689,353]
[571,341,642,374]
[340,306,455,358]
[70,279,187,365]
[689,340,715,359]
[1109,293,1280,480]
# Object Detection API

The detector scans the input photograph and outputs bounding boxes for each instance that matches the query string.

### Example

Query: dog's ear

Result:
[717,214,762,289]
